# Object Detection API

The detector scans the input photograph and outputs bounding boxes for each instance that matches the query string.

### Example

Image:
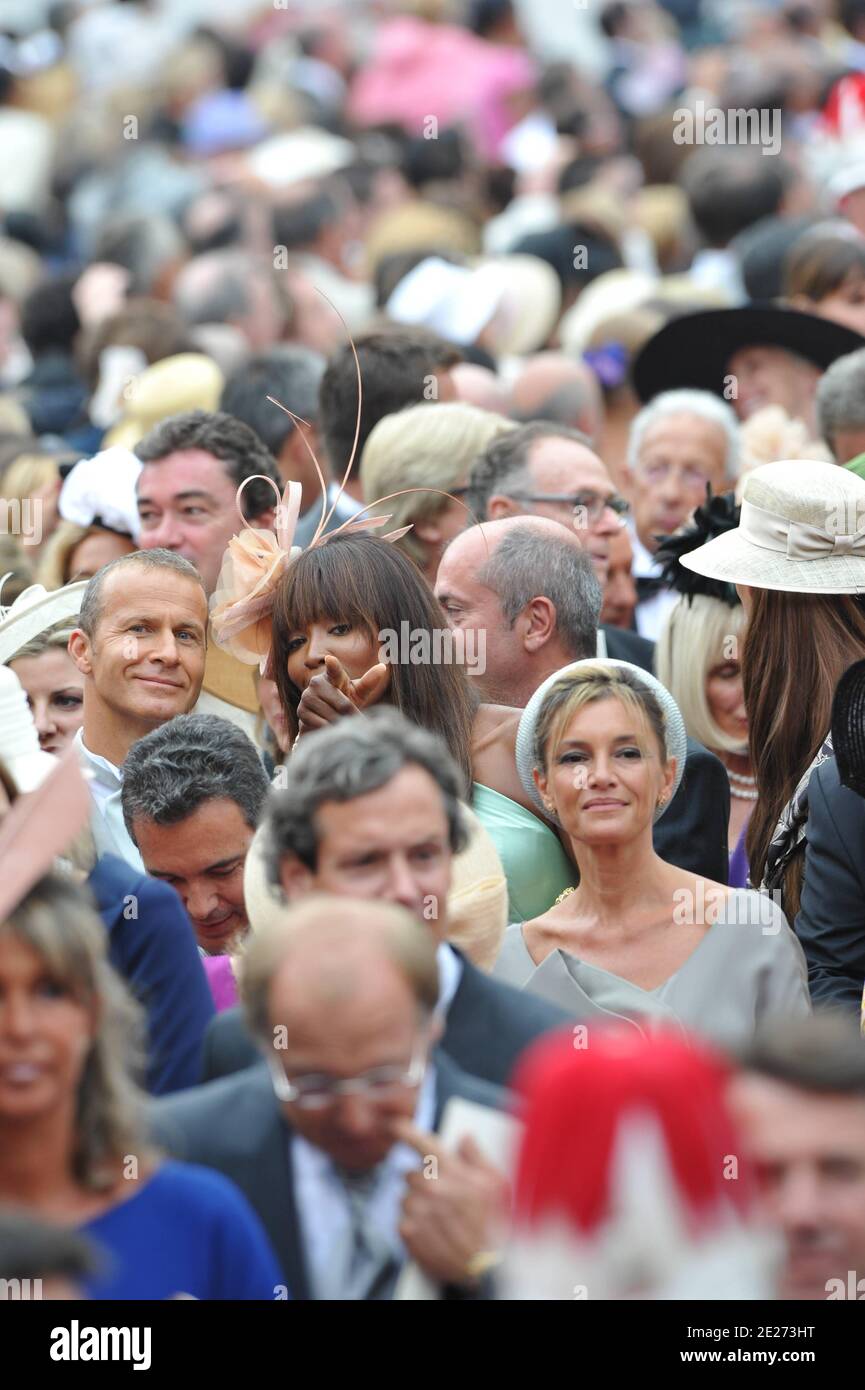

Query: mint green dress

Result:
[472,782,576,924]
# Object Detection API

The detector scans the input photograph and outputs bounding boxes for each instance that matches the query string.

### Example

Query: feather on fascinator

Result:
[653,491,742,607]
[210,294,477,671]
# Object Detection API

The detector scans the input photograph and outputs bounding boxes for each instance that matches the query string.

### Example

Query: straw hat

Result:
[681,459,865,595]
[515,658,687,826]
[0,578,87,666]
[104,353,224,451]
[0,666,57,791]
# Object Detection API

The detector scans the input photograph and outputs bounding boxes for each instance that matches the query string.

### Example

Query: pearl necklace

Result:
[727,767,758,801]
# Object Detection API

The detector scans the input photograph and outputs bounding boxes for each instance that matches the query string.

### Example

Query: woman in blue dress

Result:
[0,870,285,1300]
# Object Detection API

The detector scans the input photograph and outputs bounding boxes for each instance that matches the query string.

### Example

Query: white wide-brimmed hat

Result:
[0,666,57,791]
[515,659,687,825]
[0,579,88,666]
[681,459,865,594]
[386,256,507,346]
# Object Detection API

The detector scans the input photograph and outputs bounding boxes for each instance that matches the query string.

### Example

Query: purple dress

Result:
[202,954,239,1012]
[728,820,750,889]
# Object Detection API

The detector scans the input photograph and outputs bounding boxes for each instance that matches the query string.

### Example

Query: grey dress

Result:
[493,889,811,1049]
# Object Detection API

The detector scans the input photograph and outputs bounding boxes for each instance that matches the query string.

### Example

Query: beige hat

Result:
[104,352,224,451]
[0,578,87,666]
[479,254,562,357]
[682,459,865,595]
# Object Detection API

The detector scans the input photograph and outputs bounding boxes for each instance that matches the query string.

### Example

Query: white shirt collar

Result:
[435,942,464,1017]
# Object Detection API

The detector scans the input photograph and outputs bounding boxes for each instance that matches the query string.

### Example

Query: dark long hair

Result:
[271,533,477,784]
[744,588,865,916]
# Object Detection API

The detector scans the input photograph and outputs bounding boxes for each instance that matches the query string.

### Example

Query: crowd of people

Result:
[2,0,865,1305]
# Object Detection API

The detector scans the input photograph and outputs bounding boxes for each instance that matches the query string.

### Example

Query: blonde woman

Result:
[654,494,753,880]
[495,660,810,1047]
[1,453,61,558]
[359,401,517,581]
[0,872,283,1298]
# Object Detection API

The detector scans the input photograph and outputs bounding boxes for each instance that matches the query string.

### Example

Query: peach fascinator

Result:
[210,298,474,672]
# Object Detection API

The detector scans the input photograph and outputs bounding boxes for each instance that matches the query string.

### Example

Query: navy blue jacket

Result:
[88,855,215,1095]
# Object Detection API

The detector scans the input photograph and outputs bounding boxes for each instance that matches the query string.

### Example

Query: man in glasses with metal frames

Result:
[152,898,508,1299]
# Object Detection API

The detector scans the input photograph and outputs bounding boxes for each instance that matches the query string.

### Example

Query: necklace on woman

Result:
[727,766,758,801]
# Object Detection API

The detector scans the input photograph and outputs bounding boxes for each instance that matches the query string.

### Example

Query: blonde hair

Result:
[36,521,92,589]
[1,453,59,507]
[534,662,668,773]
[2,872,148,1189]
[360,402,516,566]
[656,596,746,755]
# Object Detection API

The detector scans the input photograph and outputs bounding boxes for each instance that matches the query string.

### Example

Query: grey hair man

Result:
[815,348,865,465]
[172,249,291,351]
[625,388,740,640]
[464,420,627,586]
[434,515,603,707]
[202,707,570,1091]
[69,549,208,868]
[152,897,508,1299]
[121,713,270,955]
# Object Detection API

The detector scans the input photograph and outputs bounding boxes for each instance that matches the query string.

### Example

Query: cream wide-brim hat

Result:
[681,459,865,595]
[0,580,88,666]
[515,659,687,826]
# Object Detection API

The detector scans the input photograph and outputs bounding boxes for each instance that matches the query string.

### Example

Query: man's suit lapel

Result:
[238,1068,313,1300]
[442,954,498,1078]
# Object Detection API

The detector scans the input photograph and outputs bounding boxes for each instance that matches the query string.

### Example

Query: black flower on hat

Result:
[831,658,865,799]
[654,490,741,607]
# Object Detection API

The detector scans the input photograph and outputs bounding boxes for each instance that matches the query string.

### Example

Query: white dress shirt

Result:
[630,527,678,643]
[74,728,144,872]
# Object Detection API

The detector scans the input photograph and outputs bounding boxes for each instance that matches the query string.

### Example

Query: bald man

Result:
[451,362,512,415]
[435,516,652,708]
[510,353,603,441]
[151,897,506,1299]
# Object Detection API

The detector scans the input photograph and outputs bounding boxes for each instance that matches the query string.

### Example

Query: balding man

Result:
[451,362,512,415]
[435,515,653,699]
[510,353,603,441]
[152,897,506,1300]
[435,518,730,882]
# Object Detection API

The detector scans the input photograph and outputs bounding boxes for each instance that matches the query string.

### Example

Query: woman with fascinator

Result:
[654,493,754,886]
[492,659,810,1048]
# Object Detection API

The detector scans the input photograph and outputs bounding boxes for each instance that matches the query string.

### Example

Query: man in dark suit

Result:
[154,899,510,1299]
[795,756,865,1013]
[89,853,214,1094]
[201,709,571,1089]
[433,515,729,882]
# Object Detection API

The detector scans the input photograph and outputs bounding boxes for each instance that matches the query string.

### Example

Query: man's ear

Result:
[487,493,522,520]
[521,596,556,653]
[278,852,315,901]
[68,628,93,676]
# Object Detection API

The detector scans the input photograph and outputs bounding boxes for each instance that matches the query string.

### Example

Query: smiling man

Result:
[121,714,270,956]
[69,549,208,868]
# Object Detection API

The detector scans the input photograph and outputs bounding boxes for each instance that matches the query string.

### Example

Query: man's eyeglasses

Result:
[639,461,711,489]
[508,492,631,526]
[268,1037,428,1111]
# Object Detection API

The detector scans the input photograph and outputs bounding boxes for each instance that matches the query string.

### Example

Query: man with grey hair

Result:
[68,549,208,868]
[201,707,570,1090]
[220,345,358,547]
[464,420,627,587]
[172,249,291,352]
[153,897,508,1299]
[816,348,865,466]
[434,515,606,707]
[121,713,270,956]
[625,388,740,640]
